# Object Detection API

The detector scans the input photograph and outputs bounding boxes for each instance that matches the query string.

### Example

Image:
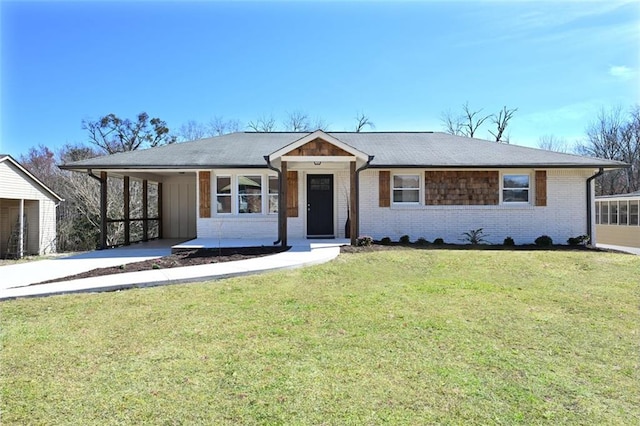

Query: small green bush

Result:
[152,263,161,270]
[380,237,392,245]
[433,238,445,245]
[534,235,553,247]
[567,235,590,246]
[503,236,515,246]
[399,235,411,244]
[356,236,373,247]
[416,237,429,246]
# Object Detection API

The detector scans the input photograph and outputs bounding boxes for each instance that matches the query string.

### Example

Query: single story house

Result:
[61,130,626,247]
[0,154,63,258]
[595,191,640,248]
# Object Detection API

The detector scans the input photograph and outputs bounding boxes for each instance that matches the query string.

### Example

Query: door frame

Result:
[305,172,335,238]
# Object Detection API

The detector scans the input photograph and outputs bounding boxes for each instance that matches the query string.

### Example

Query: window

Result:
[620,201,628,225]
[393,174,420,203]
[601,201,609,224]
[630,200,639,226]
[502,174,530,203]
[610,201,618,225]
[595,201,601,224]
[216,176,231,213]
[238,175,262,214]
[268,176,279,214]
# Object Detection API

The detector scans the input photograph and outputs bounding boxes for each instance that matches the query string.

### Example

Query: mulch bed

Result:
[34,246,290,285]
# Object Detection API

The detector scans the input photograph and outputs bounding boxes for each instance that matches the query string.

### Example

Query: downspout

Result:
[264,157,283,246]
[586,168,604,245]
[354,155,375,244]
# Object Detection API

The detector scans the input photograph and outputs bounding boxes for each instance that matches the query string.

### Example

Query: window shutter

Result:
[287,171,298,217]
[199,171,211,218]
[535,170,547,206]
[379,171,390,207]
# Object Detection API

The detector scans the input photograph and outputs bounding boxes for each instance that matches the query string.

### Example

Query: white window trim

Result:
[215,174,233,215]
[213,172,279,216]
[392,172,422,206]
[500,171,532,205]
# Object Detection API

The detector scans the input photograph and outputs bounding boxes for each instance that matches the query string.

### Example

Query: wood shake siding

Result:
[198,171,211,218]
[286,171,298,217]
[287,138,352,156]
[535,170,547,206]
[424,171,499,205]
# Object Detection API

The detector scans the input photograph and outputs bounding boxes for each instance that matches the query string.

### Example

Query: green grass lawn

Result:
[2,249,638,425]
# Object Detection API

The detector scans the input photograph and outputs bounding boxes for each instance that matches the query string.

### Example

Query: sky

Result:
[1,0,639,159]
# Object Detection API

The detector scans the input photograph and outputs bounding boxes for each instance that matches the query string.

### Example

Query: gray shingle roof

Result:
[61,131,626,170]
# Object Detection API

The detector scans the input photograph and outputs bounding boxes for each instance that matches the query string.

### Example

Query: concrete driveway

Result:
[0,239,181,291]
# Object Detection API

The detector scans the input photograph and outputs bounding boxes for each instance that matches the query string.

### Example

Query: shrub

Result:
[503,236,515,246]
[461,228,488,245]
[416,237,429,246]
[399,235,411,244]
[534,235,553,247]
[356,236,373,247]
[152,263,161,270]
[567,235,590,246]
[433,238,445,245]
[380,237,392,245]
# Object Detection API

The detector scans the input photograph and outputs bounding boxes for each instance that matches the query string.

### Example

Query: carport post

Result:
[100,172,108,249]
[142,179,148,242]
[18,198,24,258]
[124,176,130,245]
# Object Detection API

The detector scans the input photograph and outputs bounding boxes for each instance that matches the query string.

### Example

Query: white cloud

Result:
[609,65,635,81]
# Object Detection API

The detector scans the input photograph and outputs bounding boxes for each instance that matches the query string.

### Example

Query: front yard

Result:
[1,249,638,425]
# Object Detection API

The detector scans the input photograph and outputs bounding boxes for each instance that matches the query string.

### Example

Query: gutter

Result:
[586,168,604,245]
[264,157,283,246]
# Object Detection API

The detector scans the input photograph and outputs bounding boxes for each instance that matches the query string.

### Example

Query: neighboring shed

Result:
[0,155,63,258]
[595,191,640,248]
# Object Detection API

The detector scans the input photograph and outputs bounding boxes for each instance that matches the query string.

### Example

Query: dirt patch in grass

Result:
[35,246,290,285]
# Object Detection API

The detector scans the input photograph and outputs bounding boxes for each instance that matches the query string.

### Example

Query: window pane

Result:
[394,175,420,189]
[268,176,278,194]
[217,196,231,213]
[238,175,262,213]
[620,201,628,225]
[595,202,600,224]
[601,202,609,224]
[216,176,231,194]
[503,189,529,202]
[268,176,278,213]
[630,201,639,226]
[393,189,419,203]
[610,202,618,224]
[268,195,278,213]
[503,175,529,189]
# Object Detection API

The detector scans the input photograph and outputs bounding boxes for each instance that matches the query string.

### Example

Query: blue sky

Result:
[1,0,638,159]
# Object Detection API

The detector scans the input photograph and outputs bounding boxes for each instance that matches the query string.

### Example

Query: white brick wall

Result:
[359,169,592,245]
[196,167,594,245]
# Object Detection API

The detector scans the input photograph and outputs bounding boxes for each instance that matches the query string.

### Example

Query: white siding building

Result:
[0,155,62,258]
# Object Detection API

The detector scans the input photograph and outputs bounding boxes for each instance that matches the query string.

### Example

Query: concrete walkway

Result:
[596,243,640,256]
[0,239,348,300]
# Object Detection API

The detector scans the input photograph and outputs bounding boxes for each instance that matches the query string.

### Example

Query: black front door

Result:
[307,174,334,237]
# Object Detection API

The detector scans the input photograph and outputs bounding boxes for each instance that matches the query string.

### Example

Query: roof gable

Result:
[0,155,63,202]
[268,130,370,162]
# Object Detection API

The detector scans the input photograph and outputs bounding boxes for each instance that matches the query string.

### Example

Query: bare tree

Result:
[489,106,517,143]
[354,112,375,132]
[177,120,208,141]
[82,112,176,154]
[283,110,312,132]
[576,105,640,194]
[441,103,516,140]
[247,114,277,132]
[208,116,241,136]
[460,102,491,138]
[538,135,570,153]
[440,109,464,136]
